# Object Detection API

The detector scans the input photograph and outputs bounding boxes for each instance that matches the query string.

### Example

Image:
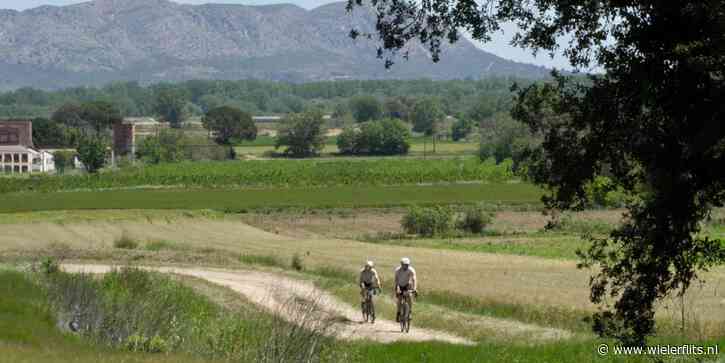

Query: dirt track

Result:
[62,264,474,345]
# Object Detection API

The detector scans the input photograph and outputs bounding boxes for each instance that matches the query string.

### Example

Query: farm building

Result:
[0,120,56,174]
[113,117,170,156]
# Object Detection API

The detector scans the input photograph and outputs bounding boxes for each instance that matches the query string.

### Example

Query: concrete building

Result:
[113,117,169,157]
[0,120,56,174]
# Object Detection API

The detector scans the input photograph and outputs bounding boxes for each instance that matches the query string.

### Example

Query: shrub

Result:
[457,205,494,234]
[113,233,138,249]
[291,253,305,271]
[401,206,454,237]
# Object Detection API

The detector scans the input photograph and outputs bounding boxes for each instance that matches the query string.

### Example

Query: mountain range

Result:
[0,0,550,89]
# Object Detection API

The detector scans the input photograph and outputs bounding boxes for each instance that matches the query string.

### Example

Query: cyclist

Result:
[359,260,381,300]
[394,257,417,322]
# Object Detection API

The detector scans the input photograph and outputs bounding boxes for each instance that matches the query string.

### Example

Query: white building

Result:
[0,145,55,174]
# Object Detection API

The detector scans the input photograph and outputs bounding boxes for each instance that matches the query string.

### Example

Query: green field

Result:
[235,138,479,157]
[0,183,542,213]
[0,158,513,194]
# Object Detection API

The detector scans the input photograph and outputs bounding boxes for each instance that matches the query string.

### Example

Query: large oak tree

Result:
[347,0,725,345]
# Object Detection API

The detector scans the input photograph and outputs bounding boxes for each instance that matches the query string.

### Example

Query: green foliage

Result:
[52,150,75,175]
[275,110,326,157]
[153,85,189,128]
[0,79,525,121]
[202,106,256,145]
[32,117,79,148]
[336,118,411,155]
[411,97,443,136]
[76,136,107,173]
[383,96,412,120]
[457,204,493,234]
[136,130,185,164]
[291,253,305,271]
[478,113,531,164]
[352,0,725,345]
[584,176,625,209]
[467,96,496,122]
[402,205,454,237]
[51,101,122,133]
[136,130,233,164]
[451,117,474,141]
[348,95,382,122]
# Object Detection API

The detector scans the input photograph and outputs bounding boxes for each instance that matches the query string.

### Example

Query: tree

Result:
[77,136,107,173]
[202,106,257,145]
[467,96,496,125]
[136,130,187,164]
[411,97,444,153]
[348,0,725,346]
[50,102,121,134]
[451,117,474,142]
[383,97,410,121]
[349,95,382,123]
[81,101,122,133]
[410,98,443,136]
[337,118,411,155]
[52,150,75,175]
[153,85,189,128]
[275,110,326,157]
[32,117,69,148]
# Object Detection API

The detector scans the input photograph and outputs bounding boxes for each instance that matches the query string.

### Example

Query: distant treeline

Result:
[0,78,532,119]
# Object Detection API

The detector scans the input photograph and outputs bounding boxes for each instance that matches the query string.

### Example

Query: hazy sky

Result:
[2,0,576,70]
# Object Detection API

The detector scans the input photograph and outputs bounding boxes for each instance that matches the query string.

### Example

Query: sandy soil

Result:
[62,264,474,345]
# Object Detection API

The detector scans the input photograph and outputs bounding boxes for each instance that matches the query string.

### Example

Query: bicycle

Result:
[361,287,377,323]
[398,289,416,333]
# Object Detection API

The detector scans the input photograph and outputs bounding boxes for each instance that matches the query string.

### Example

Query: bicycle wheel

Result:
[361,301,369,322]
[400,302,409,333]
[369,297,376,323]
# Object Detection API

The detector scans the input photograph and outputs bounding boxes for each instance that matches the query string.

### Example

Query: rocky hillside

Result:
[0,0,549,89]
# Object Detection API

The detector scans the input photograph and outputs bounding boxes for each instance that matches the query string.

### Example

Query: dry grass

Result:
[2,212,724,339]
[238,209,628,239]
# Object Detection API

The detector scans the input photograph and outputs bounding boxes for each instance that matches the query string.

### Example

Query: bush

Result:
[113,233,138,249]
[457,205,493,234]
[336,118,411,156]
[401,206,454,237]
[291,253,305,271]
